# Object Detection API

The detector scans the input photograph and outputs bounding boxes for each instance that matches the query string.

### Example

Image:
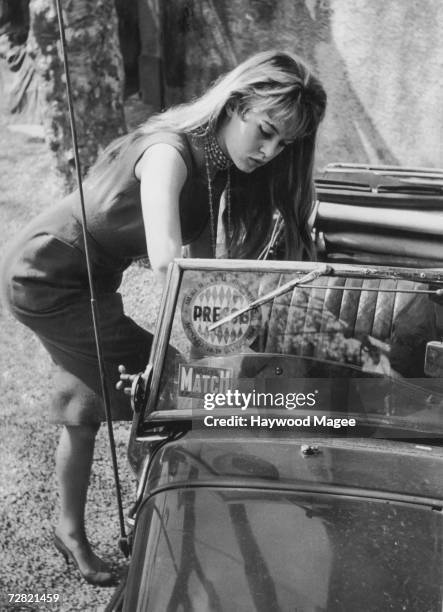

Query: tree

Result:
[27,0,126,191]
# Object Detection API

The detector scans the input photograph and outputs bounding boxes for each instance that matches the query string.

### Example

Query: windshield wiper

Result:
[209,263,333,331]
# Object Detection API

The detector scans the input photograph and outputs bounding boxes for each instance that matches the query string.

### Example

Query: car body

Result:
[108,166,443,611]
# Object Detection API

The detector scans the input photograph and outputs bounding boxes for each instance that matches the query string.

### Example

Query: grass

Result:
[0,99,163,610]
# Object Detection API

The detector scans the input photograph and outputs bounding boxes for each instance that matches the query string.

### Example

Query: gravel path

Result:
[1,416,134,611]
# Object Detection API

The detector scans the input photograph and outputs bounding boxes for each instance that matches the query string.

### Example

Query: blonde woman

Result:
[1,49,326,585]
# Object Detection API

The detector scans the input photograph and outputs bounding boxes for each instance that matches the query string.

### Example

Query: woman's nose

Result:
[260,139,283,161]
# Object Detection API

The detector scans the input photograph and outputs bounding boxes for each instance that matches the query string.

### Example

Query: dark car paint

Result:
[122,432,443,612]
[137,432,443,505]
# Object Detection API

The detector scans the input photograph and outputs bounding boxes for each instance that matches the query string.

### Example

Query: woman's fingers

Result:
[116,364,136,394]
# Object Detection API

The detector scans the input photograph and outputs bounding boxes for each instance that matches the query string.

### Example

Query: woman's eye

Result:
[259,125,272,138]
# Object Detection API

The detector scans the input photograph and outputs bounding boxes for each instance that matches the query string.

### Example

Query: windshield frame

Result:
[140,258,443,436]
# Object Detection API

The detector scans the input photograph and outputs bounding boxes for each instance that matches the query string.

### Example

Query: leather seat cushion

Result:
[264,277,438,376]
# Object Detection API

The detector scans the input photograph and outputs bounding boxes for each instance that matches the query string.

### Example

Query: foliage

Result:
[27,0,126,191]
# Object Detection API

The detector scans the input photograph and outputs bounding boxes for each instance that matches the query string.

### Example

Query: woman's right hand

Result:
[115,364,138,395]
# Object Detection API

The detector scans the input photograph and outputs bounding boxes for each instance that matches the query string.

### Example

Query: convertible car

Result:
[108,165,443,611]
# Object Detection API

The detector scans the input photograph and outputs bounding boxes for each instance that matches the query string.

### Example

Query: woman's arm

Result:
[135,144,188,283]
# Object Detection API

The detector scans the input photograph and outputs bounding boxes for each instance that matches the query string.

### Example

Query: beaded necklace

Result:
[203,129,232,172]
[194,128,233,257]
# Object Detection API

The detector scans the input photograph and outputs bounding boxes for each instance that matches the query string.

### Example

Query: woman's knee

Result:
[51,369,105,425]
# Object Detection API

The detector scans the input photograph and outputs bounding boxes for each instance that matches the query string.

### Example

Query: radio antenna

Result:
[54,0,128,555]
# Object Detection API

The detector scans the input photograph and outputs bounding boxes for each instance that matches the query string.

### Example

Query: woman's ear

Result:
[226,95,245,118]
[225,100,236,117]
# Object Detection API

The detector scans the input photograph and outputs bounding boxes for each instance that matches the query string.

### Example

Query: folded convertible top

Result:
[314,163,443,267]
[315,163,443,208]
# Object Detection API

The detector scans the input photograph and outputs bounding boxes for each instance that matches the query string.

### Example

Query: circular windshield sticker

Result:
[181,280,261,354]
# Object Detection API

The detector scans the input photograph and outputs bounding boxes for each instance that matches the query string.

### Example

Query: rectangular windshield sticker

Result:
[178,364,233,398]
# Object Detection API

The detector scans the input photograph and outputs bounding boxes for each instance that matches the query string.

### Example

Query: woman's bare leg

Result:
[54,424,113,578]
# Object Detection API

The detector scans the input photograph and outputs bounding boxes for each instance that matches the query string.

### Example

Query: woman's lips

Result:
[248,157,262,168]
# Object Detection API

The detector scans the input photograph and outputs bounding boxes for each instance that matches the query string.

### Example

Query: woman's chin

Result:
[235,158,259,173]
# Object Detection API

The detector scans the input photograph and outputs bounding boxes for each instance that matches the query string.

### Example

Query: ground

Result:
[0,98,163,611]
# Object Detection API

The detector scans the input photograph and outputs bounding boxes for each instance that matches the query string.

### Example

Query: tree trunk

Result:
[27,0,126,192]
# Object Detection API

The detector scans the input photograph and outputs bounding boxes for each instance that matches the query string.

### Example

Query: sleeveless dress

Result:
[1,132,227,424]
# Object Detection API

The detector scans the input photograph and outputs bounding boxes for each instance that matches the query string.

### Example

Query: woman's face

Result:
[218,107,295,173]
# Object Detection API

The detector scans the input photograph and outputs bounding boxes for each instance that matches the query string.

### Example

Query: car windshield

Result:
[147,263,443,438]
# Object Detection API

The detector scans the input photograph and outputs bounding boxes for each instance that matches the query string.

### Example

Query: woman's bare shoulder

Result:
[134,132,192,180]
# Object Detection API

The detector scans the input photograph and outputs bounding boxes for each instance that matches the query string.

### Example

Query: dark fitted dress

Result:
[1,131,226,425]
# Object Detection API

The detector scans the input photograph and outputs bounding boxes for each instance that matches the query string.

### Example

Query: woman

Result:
[1,50,326,585]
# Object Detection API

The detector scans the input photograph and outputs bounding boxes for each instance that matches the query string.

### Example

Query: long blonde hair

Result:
[97,50,327,259]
